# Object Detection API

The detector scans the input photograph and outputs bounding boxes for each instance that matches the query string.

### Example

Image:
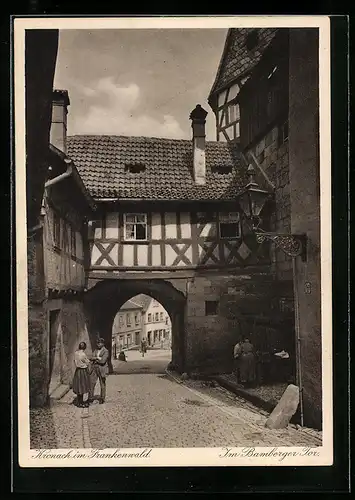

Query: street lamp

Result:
[236,164,307,260]
[236,164,272,231]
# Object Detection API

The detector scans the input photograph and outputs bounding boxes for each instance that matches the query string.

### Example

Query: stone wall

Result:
[289,29,321,429]
[28,231,49,407]
[47,299,92,394]
[28,224,91,406]
[184,268,294,375]
[247,125,293,282]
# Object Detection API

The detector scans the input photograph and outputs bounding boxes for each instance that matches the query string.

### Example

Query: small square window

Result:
[124,213,147,241]
[205,300,219,316]
[219,212,241,239]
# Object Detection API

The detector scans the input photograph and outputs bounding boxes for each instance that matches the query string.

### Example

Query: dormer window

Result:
[211,165,233,174]
[124,213,147,241]
[125,163,146,174]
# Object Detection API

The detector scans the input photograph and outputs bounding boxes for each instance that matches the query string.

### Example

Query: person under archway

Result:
[140,337,148,357]
[88,337,109,404]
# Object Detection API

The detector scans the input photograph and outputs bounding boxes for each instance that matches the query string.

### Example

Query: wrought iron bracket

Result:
[255,232,307,261]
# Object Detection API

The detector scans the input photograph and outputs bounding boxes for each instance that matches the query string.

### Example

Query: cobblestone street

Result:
[30,348,322,450]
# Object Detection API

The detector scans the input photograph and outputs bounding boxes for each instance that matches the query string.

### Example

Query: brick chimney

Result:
[50,89,70,153]
[190,104,208,185]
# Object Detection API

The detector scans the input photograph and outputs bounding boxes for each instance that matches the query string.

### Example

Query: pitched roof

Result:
[48,143,97,211]
[120,299,143,311]
[130,294,153,312]
[208,28,278,102]
[67,135,247,202]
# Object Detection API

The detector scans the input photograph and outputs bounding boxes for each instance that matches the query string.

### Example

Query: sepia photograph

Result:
[15,16,332,467]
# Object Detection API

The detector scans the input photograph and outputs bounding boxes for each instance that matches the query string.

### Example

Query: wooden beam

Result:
[87,270,197,280]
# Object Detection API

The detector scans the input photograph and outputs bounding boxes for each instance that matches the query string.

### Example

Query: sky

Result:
[54,29,227,141]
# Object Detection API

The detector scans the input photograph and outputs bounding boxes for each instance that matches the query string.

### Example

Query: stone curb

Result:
[49,383,71,401]
[213,376,276,414]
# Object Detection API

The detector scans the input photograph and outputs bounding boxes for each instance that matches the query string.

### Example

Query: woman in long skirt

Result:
[239,337,256,387]
[72,342,91,407]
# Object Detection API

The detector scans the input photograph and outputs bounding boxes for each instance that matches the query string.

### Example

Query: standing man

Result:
[140,338,147,357]
[88,337,109,404]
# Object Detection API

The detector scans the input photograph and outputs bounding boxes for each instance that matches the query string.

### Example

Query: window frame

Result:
[126,313,132,326]
[226,102,240,125]
[123,213,148,242]
[53,212,61,248]
[218,212,241,240]
[70,226,76,257]
[205,300,219,316]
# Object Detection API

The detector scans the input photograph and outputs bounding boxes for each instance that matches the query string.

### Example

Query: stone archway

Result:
[83,279,187,373]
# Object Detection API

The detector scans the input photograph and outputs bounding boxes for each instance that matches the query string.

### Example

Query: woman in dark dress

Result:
[72,342,91,407]
[239,337,256,387]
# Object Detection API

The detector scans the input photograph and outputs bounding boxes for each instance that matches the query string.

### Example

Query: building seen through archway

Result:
[111,294,172,359]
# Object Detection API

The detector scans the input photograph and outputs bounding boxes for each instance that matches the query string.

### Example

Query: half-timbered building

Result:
[29,90,97,404]
[66,100,284,379]
[208,28,277,144]
[209,27,322,428]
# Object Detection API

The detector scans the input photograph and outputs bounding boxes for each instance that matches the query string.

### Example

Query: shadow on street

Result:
[111,348,171,375]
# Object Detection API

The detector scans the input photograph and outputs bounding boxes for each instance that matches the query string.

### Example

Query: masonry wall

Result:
[28,230,49,407]
[246,125,293,282]
[184,268,295,375]
[47,299,92,394]
[288,29,321,429]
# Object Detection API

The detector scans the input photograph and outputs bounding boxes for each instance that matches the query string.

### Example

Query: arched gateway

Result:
[84,279,187,373]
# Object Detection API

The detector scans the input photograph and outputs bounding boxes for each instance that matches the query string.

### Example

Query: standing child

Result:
[72,342,91,408]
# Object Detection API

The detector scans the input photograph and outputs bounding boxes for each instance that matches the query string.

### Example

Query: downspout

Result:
[292,256,304,426]
[44,158,73,188]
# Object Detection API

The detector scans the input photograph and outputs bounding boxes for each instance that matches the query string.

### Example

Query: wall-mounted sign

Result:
[304,281,312,294]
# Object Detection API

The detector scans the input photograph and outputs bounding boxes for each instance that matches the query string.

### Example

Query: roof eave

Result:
[49,143,97,212]
[93,197,240,203]
[208,28,234,103]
